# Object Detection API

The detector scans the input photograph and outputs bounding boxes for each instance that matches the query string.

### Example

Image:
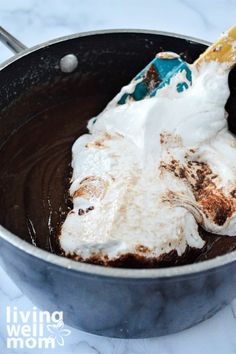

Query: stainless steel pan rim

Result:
[0,28,211,70]
[1,27,234,279]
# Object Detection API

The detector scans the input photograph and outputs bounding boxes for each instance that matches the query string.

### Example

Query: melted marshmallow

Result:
[59,59,236,263]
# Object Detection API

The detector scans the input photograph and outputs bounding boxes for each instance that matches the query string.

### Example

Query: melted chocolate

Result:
[1,85,236,268]
[0,86,110,255]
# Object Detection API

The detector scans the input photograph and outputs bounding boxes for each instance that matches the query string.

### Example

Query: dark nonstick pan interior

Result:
[0,31,236,267]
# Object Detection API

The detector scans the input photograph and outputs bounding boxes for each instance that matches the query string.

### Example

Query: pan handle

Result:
[0,26,27,54]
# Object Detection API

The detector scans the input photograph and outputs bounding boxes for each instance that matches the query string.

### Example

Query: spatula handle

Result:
[194,25,236,68]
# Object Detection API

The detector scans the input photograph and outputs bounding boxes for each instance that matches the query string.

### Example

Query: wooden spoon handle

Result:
[194,25,236,68]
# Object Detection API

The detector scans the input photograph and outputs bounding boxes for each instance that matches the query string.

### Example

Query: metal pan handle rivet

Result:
[60,54,78,73]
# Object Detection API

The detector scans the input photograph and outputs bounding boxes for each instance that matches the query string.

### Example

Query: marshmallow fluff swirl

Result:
[59,57,236,264]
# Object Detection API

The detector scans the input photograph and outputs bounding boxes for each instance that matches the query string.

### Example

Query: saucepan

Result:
[0,26,236,338]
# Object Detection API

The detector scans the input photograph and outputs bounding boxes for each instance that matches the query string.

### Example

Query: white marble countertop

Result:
[1,0,236,353]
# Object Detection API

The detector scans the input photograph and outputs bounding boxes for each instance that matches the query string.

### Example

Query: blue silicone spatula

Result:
[117,25,236,106]
[117,51,192,105]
